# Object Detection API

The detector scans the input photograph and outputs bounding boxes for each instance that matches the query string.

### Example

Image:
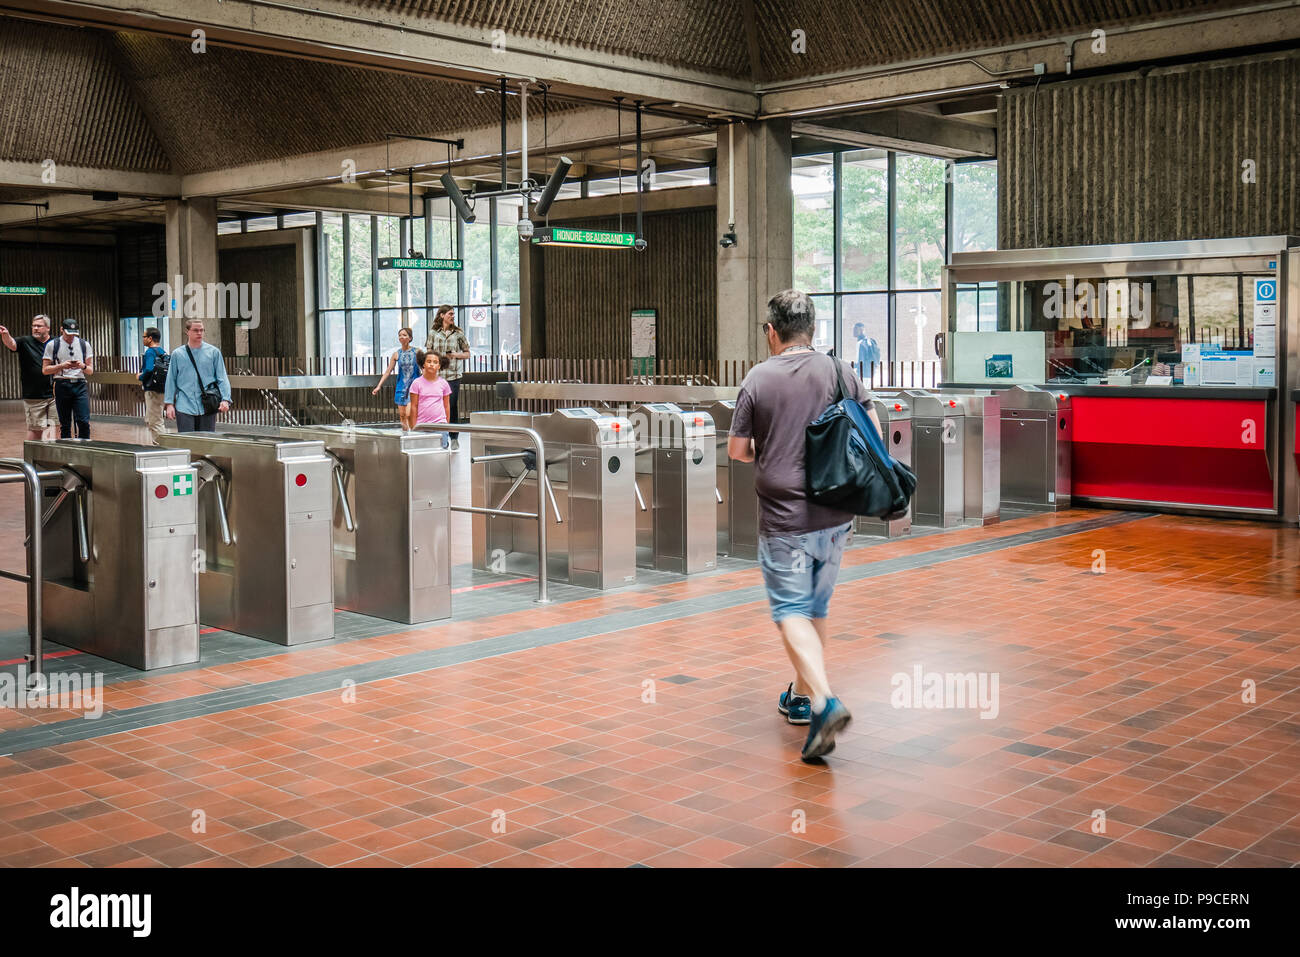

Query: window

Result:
[792,154,834,294]
[791,147,998,381]
[953,160,997,254]
[894,154,946,289]
[317,195,523,362]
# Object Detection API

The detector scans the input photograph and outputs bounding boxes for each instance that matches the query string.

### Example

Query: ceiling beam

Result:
[0,190,157,227]
[180,107,709,199]
[1,0,757,116]
[793,110,995,159]
[0,159,179,197]
[759,2,1300,117]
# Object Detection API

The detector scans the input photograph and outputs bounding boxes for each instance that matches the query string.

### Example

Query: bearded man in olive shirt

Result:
[729,289,882,762]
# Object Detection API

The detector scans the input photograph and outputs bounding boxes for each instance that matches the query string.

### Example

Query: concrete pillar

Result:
[164,198,221,350]
[716,119,792,362]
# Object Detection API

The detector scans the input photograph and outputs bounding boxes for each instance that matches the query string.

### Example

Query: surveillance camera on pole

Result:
[440,172,476,224]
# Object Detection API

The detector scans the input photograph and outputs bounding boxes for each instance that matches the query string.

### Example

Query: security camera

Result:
[517,218,535,241]
[633,237,647,252]
[719,231,738,248]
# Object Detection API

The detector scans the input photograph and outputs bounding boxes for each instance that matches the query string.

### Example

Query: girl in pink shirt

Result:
[407,351,452,440]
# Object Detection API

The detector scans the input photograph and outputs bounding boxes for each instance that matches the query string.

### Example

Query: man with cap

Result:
[41,318,94,439]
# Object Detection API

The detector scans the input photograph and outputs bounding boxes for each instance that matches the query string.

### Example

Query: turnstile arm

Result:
[540,472,563,525]
[495,468,532,512]
[715,487,723,504]
[633,480,647,512]
[322,454,356,533]
[194,458,233,546]
[73,491,89,564]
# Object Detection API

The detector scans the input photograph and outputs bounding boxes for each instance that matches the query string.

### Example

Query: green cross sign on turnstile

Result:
[172,473,194,496]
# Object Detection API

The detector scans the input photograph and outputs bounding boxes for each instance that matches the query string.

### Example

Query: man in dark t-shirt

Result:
[729,290,882,762]
[0,314,56,439]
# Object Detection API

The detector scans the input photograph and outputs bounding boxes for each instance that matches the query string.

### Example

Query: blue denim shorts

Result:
[757,521,852,623]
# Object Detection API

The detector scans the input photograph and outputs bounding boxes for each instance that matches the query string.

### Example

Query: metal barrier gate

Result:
[157,432,335,644]
[632,403,717,574]
[22,440,201,669]
[464,410,635,590]
[281,425,452,624]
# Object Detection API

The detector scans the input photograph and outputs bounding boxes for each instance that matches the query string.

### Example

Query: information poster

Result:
[631,308,656,376]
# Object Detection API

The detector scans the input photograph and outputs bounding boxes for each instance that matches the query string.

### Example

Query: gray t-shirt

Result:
[731,349,874,536]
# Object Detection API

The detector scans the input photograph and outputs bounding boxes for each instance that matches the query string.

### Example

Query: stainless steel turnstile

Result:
[909,391,965,528]
[23,440,200,669]
[685,399,759,560]
[471,408,637,588]
[281,425,452,624]
[954,392,1001,527]
[157,432,335,644]
[632,403,717,573]
[854,396,914,538]
[999,386,1072,511]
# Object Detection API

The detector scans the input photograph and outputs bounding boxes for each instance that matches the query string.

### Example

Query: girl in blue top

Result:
[373,327,419,430]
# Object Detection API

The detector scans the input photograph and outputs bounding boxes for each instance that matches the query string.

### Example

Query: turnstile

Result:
[23,440,200,670]
[955,392,1001,526]
[999,386,1072,510]
[909,392,965,528]
[854,395,914,538]
[685,400,759,560]
[632,403,717,573]
[281,425,451,624]
[471,408,637,588]
[157,432,335,644]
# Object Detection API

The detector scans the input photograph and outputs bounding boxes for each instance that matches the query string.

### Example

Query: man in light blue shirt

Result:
[164,318,232,432]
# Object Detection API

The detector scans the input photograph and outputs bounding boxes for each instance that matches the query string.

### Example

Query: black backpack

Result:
[804,356,916,520]
[145,351,170,393]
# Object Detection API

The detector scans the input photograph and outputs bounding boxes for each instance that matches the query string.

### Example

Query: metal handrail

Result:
[415,422,550,604]
[0,459,49,685]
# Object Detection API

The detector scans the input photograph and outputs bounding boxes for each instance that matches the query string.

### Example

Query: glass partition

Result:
[946,243,1284,387]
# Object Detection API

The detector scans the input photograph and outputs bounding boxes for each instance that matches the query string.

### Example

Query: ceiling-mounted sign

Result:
[0,285,46,295]
[531,227,635,249]
[378,258,463,271]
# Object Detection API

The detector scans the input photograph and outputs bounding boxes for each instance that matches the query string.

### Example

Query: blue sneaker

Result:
[801,697,852,762]
[777,683,812,725]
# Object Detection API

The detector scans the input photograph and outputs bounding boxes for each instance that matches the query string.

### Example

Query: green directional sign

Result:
[0,285,46,295]
[531,227,635,249]
[378,257,463,271]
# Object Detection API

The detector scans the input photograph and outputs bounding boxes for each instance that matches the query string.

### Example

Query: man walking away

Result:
[164,319,231,432]
[42,318,93,439]
[0,314,56,440]
[139,327,168,444]
[729,290,883,762]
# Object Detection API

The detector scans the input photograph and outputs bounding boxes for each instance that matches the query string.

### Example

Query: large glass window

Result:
[894,154,947,290]
[791,147,997,382]
[792,154,834,294]
[317,193,523,363]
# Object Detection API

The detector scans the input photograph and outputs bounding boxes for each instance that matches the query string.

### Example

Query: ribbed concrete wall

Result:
[999,51,1300,247]
[0,243,117,399]
[0,20,169,172]
[536,207,716,360]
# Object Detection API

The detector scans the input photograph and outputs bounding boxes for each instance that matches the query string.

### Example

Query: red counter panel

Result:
[1071,396,1273,510]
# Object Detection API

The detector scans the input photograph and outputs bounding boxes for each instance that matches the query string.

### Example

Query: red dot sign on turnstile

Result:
[894,403,901,411]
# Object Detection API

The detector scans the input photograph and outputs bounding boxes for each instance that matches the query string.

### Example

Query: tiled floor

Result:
[0,408,1296,867]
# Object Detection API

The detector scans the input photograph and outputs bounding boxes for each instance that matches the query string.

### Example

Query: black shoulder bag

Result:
[185,345,224,415]
[805,355,916,519]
